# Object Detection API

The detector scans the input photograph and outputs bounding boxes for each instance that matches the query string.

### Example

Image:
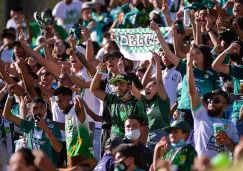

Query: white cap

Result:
[89,0,105,6]
[76,45,86,55]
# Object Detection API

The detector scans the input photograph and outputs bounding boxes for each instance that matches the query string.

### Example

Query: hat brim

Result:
[58,158,97,171]
[163,126,178,133]
[109,78,129,85]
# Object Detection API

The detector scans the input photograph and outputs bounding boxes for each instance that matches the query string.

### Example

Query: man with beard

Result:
[187,48,239,158]
[90,65,148,146]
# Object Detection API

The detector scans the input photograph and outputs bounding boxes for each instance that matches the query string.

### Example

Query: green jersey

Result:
[229,65,243,118]
[176,60,221,110]
[0,118,15,158]
[143,95,170,131]
[65,106,93,158]
[20,119,62,165]
[117,3,140,28]
[164,144,197,171]
[104,94,148,137]
[29,22,68,44]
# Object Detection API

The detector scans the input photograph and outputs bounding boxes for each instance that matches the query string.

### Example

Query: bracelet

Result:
[67,72,73,77]
[155,30,160,34]
[224,49,230,55]
[2,89,7,94]
[8,95,14,99]
[97,69,105,75]
[74,49,79,54]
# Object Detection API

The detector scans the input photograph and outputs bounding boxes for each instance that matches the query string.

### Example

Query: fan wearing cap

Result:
[188,51,239,159]
[91,65,148,145]
[76,2,103,45]
[212,41,243,137]
[153,120,197,171]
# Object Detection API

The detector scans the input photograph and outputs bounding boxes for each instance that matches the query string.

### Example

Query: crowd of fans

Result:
[1,0,243,170]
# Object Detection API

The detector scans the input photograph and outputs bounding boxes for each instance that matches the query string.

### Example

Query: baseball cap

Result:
[58,155,97,171]
[81,2,94,11]
[105,136,124,150]
[109,74,132,85]
[163,120,191,133]
[103,50,124,62]
[88,0,105,6]
[203,89,230,104]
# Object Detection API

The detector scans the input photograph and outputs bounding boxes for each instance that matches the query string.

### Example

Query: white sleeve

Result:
[191,104,209,121]
[52,2,62,18]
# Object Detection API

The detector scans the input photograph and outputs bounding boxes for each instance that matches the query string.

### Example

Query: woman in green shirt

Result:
[150,21,220,129]
[135,51,170,153]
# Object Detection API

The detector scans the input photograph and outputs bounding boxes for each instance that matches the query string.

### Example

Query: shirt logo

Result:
[204,74,209,79]
[172,74,177,82]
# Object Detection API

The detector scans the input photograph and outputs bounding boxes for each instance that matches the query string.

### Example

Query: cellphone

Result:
[33,113,40,121]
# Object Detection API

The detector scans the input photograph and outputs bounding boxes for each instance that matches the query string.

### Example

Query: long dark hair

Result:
[195,44,213,70]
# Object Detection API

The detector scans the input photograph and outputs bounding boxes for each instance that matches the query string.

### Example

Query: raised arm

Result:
[150,21,180,67]
[3,85,22,126]
[18,30,61,77]
[195,13,203,45]
[90,63,107,101]
[187,49,200,109]
[205,16,219,48]
[80,25,100,69]
[80,98,102,122]
[161,5,173,26]
[172,25,187,59]
[36,117,62,152]
[74,96,86,123]
[141,59,154,88]
[17,59,38,99]
[212,43,241,74]
[61,64,90,88]
[152,51,168,100]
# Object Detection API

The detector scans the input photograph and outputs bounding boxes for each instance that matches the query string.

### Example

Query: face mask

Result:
[115,161,127,171]
[125,130,141,141]
[171,138,185,148]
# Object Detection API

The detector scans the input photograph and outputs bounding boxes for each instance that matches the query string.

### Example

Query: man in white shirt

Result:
[6,7,24,29]
[187,52,239,159]
[52,0,82,32]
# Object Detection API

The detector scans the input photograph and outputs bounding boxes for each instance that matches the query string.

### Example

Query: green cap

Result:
[109,74,132,85]
[163,120,190,133]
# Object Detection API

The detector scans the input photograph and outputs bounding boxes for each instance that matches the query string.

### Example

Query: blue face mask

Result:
[171,138,185,148]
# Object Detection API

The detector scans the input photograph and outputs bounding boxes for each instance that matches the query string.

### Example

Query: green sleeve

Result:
[104,94,120,105]
[136,101,148,125]
[176,60,187,76]
[20,119,34,133]
[229,65,243,80]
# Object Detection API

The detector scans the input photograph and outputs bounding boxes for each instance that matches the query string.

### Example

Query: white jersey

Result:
[192,104,239,158]
[52,0,82,32]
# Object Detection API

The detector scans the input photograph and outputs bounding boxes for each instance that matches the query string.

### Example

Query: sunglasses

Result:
[41,72,52,76]
[207,97,225,104]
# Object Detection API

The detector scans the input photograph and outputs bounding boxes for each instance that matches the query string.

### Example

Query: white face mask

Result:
[125,129,141,141]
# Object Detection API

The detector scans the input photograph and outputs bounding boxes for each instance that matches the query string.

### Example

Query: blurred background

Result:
[0,0,60,29]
